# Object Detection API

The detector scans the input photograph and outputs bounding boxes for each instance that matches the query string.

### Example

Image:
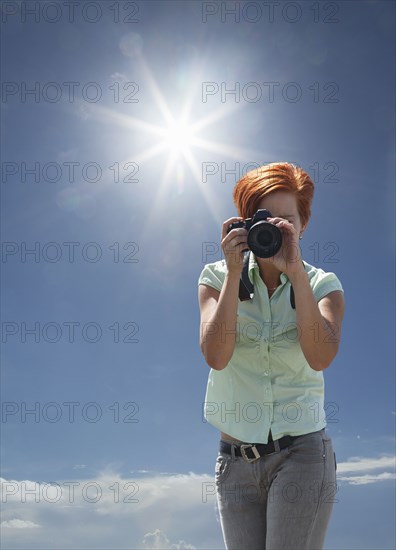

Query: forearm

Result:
[289,270,340,371]
[201,271,241,370]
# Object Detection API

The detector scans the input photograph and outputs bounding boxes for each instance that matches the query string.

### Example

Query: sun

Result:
[159,117,196,157]
[78,51,264,224]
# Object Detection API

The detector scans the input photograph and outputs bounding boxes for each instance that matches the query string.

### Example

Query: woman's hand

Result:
[221,217,248,275]
[262,217,306,278]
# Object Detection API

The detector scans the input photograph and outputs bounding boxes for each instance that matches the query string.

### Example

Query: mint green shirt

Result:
[198,252,344,444]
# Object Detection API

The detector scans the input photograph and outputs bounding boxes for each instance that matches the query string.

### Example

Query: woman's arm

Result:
[198,271,241,371]
[262,215,345,371]
[289,268,345,371]
[198,217,249,370]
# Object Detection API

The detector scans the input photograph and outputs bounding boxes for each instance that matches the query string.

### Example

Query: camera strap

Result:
[238,252,254,301]
[239,252,296,309]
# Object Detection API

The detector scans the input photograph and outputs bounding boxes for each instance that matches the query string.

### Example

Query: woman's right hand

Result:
[221,217,249,275]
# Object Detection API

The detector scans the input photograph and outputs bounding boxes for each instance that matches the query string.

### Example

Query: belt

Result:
[219,434,299,463]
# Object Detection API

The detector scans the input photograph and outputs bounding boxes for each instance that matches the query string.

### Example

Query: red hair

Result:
[233,162,314,228]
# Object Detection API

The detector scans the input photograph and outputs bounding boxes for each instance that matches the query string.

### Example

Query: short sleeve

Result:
[310,269,344,302]
[198,260,227,293]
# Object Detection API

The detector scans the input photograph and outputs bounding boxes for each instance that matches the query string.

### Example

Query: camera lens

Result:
[257,229,273,247]
[247,221,282,258]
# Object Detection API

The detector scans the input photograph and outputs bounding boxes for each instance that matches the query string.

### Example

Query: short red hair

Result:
[233,162,314,228]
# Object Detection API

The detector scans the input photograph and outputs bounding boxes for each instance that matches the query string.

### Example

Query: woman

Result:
[198,162,345,550]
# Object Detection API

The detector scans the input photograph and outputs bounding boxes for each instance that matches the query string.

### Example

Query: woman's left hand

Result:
[262,217,306,279]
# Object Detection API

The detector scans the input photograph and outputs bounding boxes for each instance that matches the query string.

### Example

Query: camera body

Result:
[227,209,282,258]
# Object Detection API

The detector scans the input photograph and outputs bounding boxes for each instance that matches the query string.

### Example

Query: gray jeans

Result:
[215,428,337,550]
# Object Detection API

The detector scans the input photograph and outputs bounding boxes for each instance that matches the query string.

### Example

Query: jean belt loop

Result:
[273,439,280,453]
[231,443,236,461]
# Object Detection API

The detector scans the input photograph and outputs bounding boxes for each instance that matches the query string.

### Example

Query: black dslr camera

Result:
[227,209,282,258]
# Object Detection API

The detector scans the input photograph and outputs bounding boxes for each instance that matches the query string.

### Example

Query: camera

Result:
[227,209,282,258]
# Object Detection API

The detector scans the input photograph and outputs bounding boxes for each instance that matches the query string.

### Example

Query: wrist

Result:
[226,267,243,280]
[288,262,308,286]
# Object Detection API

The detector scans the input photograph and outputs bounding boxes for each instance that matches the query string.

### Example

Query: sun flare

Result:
[160,118,196,156]
[81,51,265,226]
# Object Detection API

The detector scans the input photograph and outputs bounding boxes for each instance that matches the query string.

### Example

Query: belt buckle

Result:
[240,444,261,463]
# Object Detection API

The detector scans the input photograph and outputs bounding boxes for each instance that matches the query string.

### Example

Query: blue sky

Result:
[1,0,395,548]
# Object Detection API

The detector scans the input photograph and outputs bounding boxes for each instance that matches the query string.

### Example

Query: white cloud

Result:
[74,102,92,121]
[337,472,396,485]
[110,72,130,85]
[337,455,396,473]
[336,454,396,486]
[0,472,220,549]
[141,528,196,549]
[1,453,394,547]
[1,519,40,529]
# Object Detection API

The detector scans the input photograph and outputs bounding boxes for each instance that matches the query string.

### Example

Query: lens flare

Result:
[76,51,265,227]
[160,118,195,156]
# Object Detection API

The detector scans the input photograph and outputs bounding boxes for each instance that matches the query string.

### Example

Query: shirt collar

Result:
[248,251,306,285]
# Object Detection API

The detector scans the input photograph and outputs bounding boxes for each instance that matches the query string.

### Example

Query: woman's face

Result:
[256,190,306,236]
